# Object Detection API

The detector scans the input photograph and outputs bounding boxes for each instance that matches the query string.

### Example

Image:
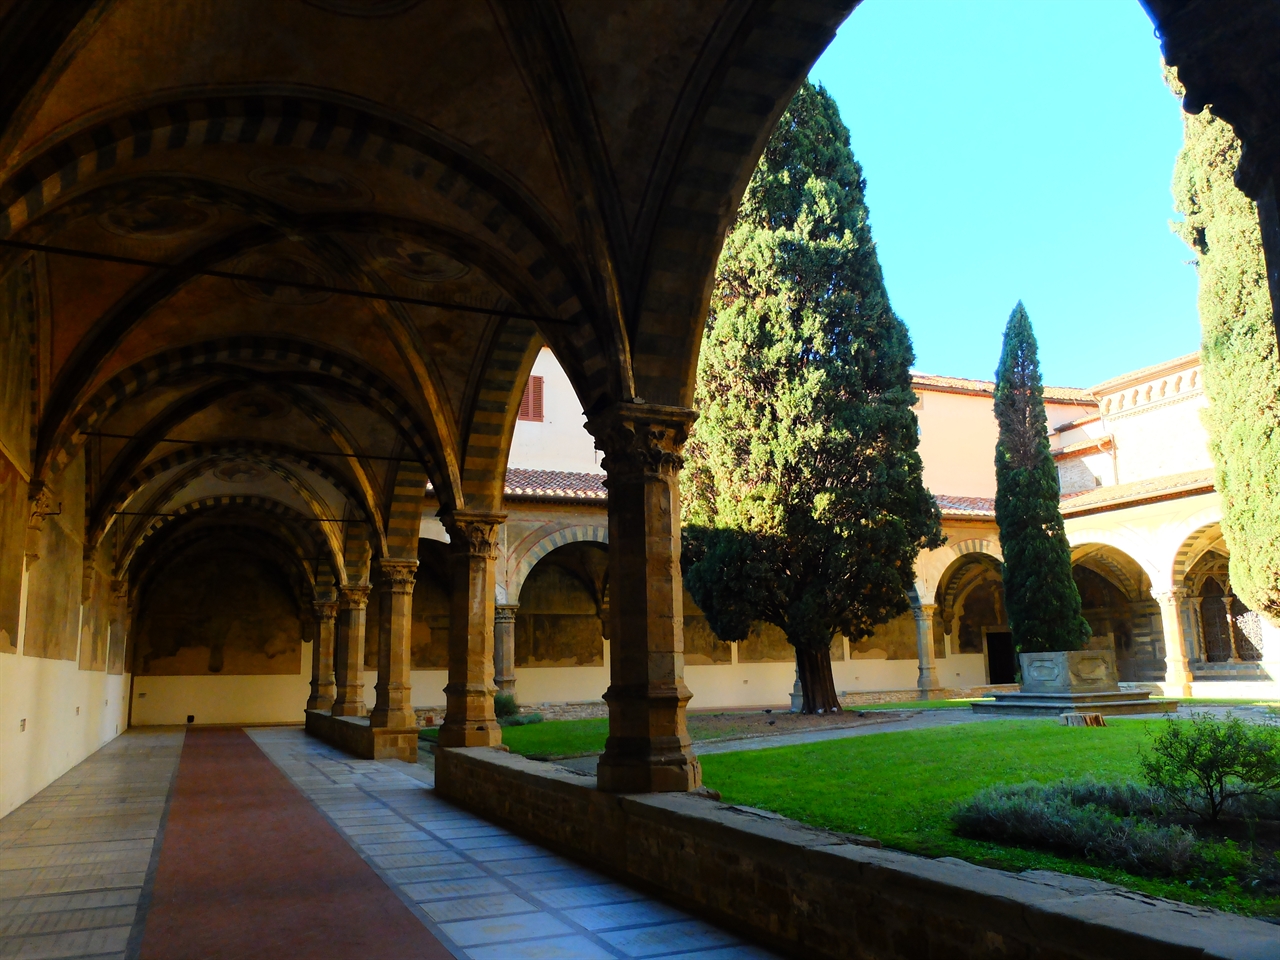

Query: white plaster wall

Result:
[508,348,602,474]
[410,670,448,708]
[0,655,130,817]
[914,390,998,498]
[1108,395,1212,484]
[935,653,989,689]
[132,656,310,726]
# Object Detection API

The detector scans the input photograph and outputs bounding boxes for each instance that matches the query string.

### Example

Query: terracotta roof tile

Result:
[503,468,606,501]
[1051,436,1113,460]
[1059,469,1215,516]
[935,494,996,518]
[911,373,1093,403]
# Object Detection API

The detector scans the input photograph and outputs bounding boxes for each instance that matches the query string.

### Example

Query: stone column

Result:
[1153,589,1192,698]
[1224,589,1243,662]
[370,559,418,729]
[494,604,518,695]
[915,602,942,696]
[331,584,371,717]
[438,511,504,747]
[307,600,338,711]
[587,402,701,793]
[1189,597,1206,662]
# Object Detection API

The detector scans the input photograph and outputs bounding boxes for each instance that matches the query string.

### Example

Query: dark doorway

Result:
[986,631,1017,684]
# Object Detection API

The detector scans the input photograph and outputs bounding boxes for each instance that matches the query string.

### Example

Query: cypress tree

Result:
[1168,71,1280,623]
[993,303,1090,654]
[683,81,943,713]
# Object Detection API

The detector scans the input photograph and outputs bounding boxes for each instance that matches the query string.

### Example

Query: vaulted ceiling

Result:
[0,0,853,598]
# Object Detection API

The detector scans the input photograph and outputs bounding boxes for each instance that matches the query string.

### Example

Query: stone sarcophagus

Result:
[1018,650,1119,694]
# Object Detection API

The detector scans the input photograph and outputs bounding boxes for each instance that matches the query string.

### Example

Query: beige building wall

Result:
[507,347,603,475]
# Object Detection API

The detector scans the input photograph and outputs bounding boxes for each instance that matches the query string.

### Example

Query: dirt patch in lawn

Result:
[687,709,918,745]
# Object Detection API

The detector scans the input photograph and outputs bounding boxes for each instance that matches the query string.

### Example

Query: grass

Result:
[698,718,1280,918]
[860,698,975,711]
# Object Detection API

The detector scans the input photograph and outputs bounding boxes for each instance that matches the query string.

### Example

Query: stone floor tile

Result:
[0,890,139,918]
[659,946,780,960]
[529,883,646,910]
[465,843,549,863]
[464,935,616,960]
[386,861,484,884]
[438,911,575,947]
[447,833,537,851]
[401,877,509,902]
[600,921,740,958]
[359,840,446,856]
[427,824,510,841]
[419,893,538,923]
[503,866,606,888]
[0,923,130,959]
[563,899,687,931]
[0,905,136,937]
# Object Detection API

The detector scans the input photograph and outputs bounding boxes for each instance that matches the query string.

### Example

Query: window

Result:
[518,375,544,421]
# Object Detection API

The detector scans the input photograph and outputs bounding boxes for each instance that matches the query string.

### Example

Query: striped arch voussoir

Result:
[511,524,607,603]
[48,337,436,479]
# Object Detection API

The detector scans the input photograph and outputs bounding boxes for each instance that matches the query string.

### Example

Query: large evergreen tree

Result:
[1168,71,1280,623]
[993,303,1090,654]
[682,81,943,714]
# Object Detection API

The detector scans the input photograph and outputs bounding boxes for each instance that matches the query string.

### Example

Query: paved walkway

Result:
[0,727,781,960]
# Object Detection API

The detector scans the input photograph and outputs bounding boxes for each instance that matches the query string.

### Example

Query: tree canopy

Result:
[683,81,942,713]
[1169,70,1280,624]
[993,302,1090,655]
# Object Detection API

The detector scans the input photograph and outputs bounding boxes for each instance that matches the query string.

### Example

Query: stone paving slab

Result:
[0,731,184,960]
[249,727,783,960]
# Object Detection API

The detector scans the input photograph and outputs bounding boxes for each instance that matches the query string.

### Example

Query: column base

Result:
[330,701,367,718]
[370,706,418,729]
[304,710,417,761]
[437,721,502,747]
[495,676,516,695]
[305,695,335,712]
[596,741,702,793]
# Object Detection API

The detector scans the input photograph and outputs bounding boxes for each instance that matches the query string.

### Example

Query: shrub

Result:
[951,779,1196,876]
[499,712,543,728]
[493,692,519,719]
[1140,713,1280,822]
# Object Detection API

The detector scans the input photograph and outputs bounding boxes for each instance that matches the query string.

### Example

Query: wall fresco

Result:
[0,259,33,472]
[133,549,302,675]
[0,455,22,654]
[515,563,603,667]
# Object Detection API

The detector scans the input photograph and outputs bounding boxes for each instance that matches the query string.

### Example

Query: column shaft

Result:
[371,559,418,729]
[331,585,371,717]
[588,403,701,793]
[1154,589,1192,698]
[494,604,518,695]
[307,601,338,711]
[915,602,941,696]
[438,512,504,748]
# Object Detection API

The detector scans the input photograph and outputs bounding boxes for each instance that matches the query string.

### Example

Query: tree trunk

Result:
[796,643,841,714]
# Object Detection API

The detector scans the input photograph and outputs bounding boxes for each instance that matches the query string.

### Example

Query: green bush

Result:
[493,692,519,719]
[951,779,1195,876]
[499,712,543,728]
[1141,713,1280,822]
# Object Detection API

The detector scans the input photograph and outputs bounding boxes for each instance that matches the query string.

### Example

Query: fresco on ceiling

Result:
[220,390,292,421]
[212,460,268,483]
[234,254,332,304]
[248,165,371,204]
[98,197,217,239]
[370,235,469,282]
[134,548,302,675]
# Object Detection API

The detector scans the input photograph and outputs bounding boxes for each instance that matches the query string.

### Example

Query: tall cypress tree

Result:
[1168,71,1280,623]
[683,81,943,713]
[993,303,1090,654]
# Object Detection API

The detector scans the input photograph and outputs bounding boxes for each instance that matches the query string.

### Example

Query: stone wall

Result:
[434,746,1276,960]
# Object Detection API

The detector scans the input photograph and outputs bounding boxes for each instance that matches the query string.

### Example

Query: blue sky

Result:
[809,0,1199,388]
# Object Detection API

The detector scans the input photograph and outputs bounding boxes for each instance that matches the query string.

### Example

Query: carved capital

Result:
[494,603,518,624]
[1152,587,1185,607]
[442,510,504,560]
[110,579,129,605]
[586,402,698,481]
[378,558,419,588]
[913,603,937,622]
[312,600,339,621]
[338,584,371,610]
[24,485,59,562]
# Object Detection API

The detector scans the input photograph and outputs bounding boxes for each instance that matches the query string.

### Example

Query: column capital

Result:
[442,510,505,560]
[494,603,518,624]
[312,600,339,620]
[378,557,419,586]
[338,584,371,609]
[1152,587,1186,606]
[586,402,698,479]
[913,602,937,621]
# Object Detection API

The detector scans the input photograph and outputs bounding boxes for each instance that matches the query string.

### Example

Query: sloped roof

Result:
[911,373,1093,403]
[934,494,996,518]
[504,468,607,501]
[1059,469,1215,517]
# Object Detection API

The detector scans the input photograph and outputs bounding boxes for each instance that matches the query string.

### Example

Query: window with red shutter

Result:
[518,375,544,421]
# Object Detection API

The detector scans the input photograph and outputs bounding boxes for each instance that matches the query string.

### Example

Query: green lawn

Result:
[698,718,1279,917]
[860,698,975,710]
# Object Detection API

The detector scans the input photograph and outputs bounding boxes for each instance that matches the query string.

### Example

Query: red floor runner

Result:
[139,728,452,960]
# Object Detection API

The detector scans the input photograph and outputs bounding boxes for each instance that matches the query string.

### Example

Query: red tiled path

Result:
[139,728,453,960]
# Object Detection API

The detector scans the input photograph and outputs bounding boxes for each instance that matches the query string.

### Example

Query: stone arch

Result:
[40,337,454,503]
[510,524,608,604]
[1066,525,1166,593]
[1172,520,1228,588]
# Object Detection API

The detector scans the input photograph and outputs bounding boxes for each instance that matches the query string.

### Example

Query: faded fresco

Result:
[134,549,302,675]
[957,581,1006,655]
[850,611,915,660]
[24,455,85,661]
[515,563,603,667]
[0,259,33,472]
[0,455,22,654]
[682,589,732,664]
[410,542,450,669]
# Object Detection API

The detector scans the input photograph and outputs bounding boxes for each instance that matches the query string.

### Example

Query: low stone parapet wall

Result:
[434,746,1277,960]
[304,710,417,762]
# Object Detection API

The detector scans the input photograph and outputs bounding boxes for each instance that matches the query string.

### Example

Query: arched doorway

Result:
[934,553,1013,686]
[1180,530,1265,677]
[1070,544,1163,682]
